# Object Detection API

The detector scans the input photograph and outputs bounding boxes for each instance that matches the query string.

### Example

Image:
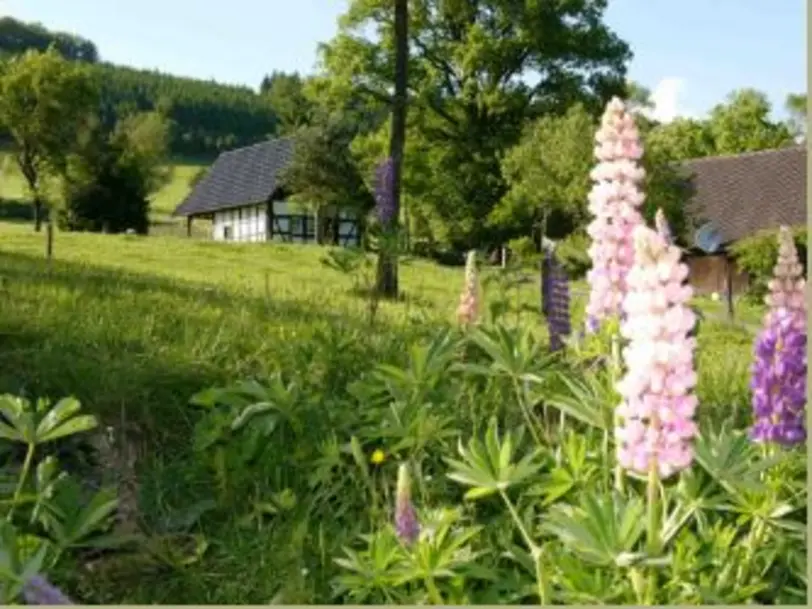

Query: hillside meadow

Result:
[0,156,802,605]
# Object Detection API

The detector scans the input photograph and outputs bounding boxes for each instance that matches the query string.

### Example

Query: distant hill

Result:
[0,16,279,157]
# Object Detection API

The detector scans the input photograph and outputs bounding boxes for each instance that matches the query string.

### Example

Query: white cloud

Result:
[647,77,694,123]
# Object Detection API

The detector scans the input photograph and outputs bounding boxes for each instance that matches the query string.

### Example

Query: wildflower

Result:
[374,157,396,226]
[456,250,480,326]
[541,242,571,351]
[370,449,385,465]
[585,97,646,332]
[764,226,805,328]
[394,463,419,544]
[750,308,807,446]
[654,208,672,244]
[616,217,698,479]
[23,576,74,605]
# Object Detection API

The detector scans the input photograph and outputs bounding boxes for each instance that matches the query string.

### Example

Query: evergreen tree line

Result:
[0,17,278,157]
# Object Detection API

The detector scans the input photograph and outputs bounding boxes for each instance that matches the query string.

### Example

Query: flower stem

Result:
[8,443,36,522]
[512,379,544,448]
[499,489,548,604]
[644,464,661,604]
[424,575,443,605]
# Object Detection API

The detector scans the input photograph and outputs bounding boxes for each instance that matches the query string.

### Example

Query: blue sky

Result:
[1,0,804,121]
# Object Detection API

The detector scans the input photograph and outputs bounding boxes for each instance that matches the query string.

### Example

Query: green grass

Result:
[0,216,776,604]
[0,153,790,604]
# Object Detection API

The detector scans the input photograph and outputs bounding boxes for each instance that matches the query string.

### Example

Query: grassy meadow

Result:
[0,156,803,604]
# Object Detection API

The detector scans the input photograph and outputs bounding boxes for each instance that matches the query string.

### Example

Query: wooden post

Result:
[266,200,274,241]
[45,219,53,261]
[725,253,735,321]
[186,216,192,237]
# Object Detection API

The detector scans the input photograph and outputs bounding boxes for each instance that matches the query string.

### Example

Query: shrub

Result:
[730,225,807,299]
[555,231,591,279]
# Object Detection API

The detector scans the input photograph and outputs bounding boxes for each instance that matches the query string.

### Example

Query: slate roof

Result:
[173,137,295,217]
[681,144,806,244]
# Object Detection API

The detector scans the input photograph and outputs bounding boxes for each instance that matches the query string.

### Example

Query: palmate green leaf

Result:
[542,369,614,430]
[541,492,646,567]
[693,425,781,496]
[34,397,97,444]
[445,422,544,500]
[0,395,35,444]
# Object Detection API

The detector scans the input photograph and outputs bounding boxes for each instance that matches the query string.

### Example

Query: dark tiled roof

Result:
[681,145,806,244]
[173,137,295,217]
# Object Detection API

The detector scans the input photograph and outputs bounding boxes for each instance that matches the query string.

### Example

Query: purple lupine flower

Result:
[394,463,419,544]
[750,309,807,446]
[541,244,571,351]
[23,576,74,605]
[374,157,396,226]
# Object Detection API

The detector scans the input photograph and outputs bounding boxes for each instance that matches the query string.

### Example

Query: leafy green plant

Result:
[730,225,807,300]
[0,394,121,603]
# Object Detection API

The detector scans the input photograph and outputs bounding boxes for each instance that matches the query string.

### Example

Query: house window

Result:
[290,216,304,236]
[223,225,232,240]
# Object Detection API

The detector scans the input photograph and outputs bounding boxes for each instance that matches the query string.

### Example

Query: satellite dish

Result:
[694,221,723,254]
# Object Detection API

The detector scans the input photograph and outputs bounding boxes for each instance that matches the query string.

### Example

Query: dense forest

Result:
[0,17,278,157]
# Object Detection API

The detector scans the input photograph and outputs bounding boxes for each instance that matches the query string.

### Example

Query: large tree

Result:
[259,71,314,135]
[494,102,694,246]
[317,0,631,252]
[706,89,795,155]
[784,92,806,141]
[0,47,98,230]
[375,0,409,297]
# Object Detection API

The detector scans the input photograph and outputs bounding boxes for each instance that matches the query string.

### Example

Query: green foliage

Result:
[280,119,374,215]
[730,225,807,299]
[0,224,802,604]
[555,232,591,280]
[708,89,795,155]
[0,394,121,604]
[494,104,596,237]
[260,71,314,135]
[0,18,278,158]
[0,17,98,62]
[59,111,171,234]
[0,47,98,225]
[318,0,632,251]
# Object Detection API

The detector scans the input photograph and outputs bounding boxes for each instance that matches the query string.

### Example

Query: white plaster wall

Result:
[212,203,267,242]
[210,201,360,245]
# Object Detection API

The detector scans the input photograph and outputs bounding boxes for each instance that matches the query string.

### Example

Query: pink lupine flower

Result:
[585,97,646,332]
[654,208,672,244]
[456,250,480,326]
[764,226,805,328]
[616,217,698,479]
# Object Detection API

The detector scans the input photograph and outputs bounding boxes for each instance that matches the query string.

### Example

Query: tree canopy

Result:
[315,0,632,252]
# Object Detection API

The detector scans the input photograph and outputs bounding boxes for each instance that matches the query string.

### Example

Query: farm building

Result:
[173,138,363,246]
[680,144,806,296]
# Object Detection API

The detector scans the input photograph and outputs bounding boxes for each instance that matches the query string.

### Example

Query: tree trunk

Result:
[33,198,43,232]
[376,0,408,298]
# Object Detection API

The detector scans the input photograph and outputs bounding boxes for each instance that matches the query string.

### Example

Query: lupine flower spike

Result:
[541,239,572,351]
[457,250,480,326]
[750,308,807,446]
[585,97,646,332]
[374,157,396,226]
[764,226,805,328]
[395,463,419,544]
[23,576,74,605]
[616,219,698,479]
[654,208,672,244]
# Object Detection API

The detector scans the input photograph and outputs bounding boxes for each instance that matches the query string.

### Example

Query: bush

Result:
[59,110,169,234]
[730,225,807,299]
[555,231,591,279]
